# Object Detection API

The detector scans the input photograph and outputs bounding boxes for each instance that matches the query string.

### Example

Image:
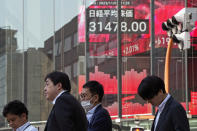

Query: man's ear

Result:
[159,89,164,94]
[21,113,27,120]
[56,83,62,90]
[94,94,99,102]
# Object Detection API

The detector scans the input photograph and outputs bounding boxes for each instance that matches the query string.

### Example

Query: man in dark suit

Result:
[138,75,190,131]
[80,81,112,131]
[44,71,87,131]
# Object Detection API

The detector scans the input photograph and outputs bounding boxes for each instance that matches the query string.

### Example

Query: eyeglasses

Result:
[80,93,89,99]
[80,93,95,99]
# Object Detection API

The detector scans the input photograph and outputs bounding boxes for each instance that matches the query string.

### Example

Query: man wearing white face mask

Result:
[80,80,112,131]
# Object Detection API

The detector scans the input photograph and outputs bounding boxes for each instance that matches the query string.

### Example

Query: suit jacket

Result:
[88,104,112,131]
[44,92,87,131]
[151,96,190,131]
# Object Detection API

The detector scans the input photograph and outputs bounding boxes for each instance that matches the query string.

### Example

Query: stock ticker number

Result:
[88,20,149,34]
[87,8,149,34]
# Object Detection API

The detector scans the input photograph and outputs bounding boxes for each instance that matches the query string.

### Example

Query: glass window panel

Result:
[73,32,78,47]
[73,62,78,77]
[64,36,71,52]
[55,42,59,56]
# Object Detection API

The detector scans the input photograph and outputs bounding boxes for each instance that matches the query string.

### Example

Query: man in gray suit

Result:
[138,75,190,131]
[44,71,87,131]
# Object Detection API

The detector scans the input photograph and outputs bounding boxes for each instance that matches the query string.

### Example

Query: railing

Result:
[0,118,197,131]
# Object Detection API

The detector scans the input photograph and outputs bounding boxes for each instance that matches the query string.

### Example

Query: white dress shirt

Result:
[15,122,38,131]
[52,90,65,104]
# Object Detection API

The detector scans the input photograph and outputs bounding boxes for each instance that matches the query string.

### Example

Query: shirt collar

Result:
[52,90,65,104]
[16,121,30,131]
[158,94,170,111]
[87,103,101,114]
[86,103,101,123]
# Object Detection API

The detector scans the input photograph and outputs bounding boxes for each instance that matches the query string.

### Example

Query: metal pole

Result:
[85,0,89,82]
[117,0,122,119]
[53,0,56,70]
[185,0,189,114]
[164,38,173,93]
[150,0,155,115]
[4,27,8,110]
[9,27,13,100]
[185,50,189,113]
[22,0,25,103]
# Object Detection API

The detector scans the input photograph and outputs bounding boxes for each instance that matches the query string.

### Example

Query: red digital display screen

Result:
[78,0,197,117]
[78,0,197,56]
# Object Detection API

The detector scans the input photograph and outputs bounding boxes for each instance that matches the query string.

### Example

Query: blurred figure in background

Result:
[80,80,112,131]
[138,75,189,131]
[2,100,38,131]
[44,71,87,131]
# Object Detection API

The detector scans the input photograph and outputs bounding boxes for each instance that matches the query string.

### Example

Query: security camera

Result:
[162,22,170,31]
[171,8,186,25]
[162,19,175,31]
[167,19,175,28]
[162,21,174,37]
[172,8,197,31]
[172,31,190,50]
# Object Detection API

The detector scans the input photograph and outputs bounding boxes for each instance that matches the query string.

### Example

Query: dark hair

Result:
[45,71,71,92]
[138,75,166,100]
[83,81,104,102]
[3,100,28,118]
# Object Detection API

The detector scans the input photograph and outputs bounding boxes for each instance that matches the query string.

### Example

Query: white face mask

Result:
[81,99,94,112]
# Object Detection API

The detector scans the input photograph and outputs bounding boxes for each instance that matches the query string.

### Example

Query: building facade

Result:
[0,28,53,127]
